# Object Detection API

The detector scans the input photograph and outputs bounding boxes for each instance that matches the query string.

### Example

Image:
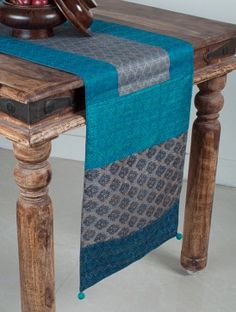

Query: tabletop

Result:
[0,0,236,146]
[95,0,236,69]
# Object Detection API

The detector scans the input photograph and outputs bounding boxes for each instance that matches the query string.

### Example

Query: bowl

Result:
[83,0,97,9]
[0,1,66,39]
[54,0,95,36]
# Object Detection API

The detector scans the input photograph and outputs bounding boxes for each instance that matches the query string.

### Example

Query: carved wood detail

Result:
[13,142,55,312]
[181,75,227,272]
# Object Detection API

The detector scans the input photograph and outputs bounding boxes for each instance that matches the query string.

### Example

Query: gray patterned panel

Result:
[35,26,170,95]
[81,133,187,247]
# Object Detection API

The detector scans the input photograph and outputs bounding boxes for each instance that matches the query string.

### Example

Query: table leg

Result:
[181,75,226,272]
[13,142,55,312]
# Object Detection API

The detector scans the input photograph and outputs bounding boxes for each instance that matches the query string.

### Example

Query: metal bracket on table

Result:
[0,87,85,125]
[204,38,236,64]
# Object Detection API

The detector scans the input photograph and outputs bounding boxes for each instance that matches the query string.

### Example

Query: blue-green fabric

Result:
[0,20,194,292]
[80,201,179,290]
[0,20,193,170]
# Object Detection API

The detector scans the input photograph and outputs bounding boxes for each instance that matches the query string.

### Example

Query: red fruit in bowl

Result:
[16,0,32,5]
[32,0,48,5]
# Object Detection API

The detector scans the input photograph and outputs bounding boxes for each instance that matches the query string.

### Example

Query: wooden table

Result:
[0,1,236,311]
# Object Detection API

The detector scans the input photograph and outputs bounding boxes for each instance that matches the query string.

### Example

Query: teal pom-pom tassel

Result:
[176,233,183,240]
[78,292,86,300]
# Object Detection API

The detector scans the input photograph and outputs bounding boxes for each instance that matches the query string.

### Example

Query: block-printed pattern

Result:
[81,133,187,247]
[35,25,170,95]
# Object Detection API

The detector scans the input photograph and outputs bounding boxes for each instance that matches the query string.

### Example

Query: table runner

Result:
[0,20,193,293]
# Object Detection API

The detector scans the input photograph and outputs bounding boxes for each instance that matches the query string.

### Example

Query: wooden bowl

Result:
[83,0,97,9]
[54,0,95,36]
[0,1,66,39]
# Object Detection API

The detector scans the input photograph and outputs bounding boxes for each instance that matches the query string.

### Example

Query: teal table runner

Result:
[0,20,193,293]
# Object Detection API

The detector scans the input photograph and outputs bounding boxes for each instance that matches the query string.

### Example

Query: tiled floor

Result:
[0,148,235,312]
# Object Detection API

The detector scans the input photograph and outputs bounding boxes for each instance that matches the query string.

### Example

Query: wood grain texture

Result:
[95,0,236,69]
[194,56,236,84]
[0,109,86,145]
[96,0,236,48]
[13,142,55,312]
[0,57,235,147]
[0,54,83,104]
[181,75,227,272]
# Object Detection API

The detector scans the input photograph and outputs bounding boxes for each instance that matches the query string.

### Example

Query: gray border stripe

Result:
[35,25,170,95]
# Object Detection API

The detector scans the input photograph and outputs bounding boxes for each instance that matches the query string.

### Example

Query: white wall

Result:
[0,0,235,186]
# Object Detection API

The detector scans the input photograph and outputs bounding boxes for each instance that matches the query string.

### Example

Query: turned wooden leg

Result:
[13,142,55,312]
[181,75,226,272]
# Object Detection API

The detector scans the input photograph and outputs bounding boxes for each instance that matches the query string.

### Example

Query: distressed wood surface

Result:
[193,56,236,84]
[0,54,83,103]
[95,0,236,69]
[96,0,236,48]
[181,75,227,272]
[13,142,55,312]
[0,56,235,147]
[0,0,236,133]
[0,109,86,145]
